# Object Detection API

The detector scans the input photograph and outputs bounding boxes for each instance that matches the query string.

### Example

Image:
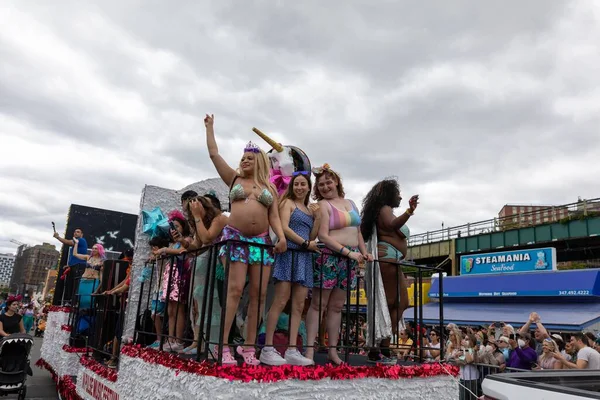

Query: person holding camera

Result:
[152,210,193,353]
[54,228,88,302]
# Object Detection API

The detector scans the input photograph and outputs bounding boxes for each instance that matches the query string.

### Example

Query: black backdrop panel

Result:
[53,204,137,305]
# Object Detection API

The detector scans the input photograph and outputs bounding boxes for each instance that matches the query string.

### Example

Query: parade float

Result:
[37,128,458,400]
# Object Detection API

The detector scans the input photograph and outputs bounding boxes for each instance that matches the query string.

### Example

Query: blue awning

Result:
[405,302,600,332]
[429,268,600,300]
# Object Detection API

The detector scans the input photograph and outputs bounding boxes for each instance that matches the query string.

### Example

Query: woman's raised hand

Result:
[189,198,205,219]
[204,114,214,128]
[409,195,419,212]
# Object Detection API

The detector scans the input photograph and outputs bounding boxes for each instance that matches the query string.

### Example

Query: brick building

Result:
[41,269,58,302]
[498,204,569,227]
[10,243,59,295]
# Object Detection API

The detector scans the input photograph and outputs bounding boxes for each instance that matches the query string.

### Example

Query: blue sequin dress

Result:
[272,207,315,287]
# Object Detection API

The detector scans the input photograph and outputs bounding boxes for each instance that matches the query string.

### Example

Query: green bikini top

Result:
[229,178,274,208]
[399,225,410,239]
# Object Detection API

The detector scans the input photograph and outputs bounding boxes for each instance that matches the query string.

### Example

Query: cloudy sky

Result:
[1,1,599,255]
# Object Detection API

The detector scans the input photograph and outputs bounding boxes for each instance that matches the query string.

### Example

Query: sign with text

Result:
[460,247,556,276]
[428,269,600,299]
[80,369,120,400]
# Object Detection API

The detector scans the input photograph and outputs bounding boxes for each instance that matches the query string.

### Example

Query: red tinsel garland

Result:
[35,358,58,382]
[58,375,82,400]
[36,358,83,400]
[61,324,73,332]
[47,305,72,313]
[120,345,459,383]
[62,344,88,353]
[80,355,118,382]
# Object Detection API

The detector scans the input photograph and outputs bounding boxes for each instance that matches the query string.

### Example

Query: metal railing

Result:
[66,259,131,367]
[61,237,447,369]
[127,239,446,366]
[446,361,531,400]
[408,198,600,247]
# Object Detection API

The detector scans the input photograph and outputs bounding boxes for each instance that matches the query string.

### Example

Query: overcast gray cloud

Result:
[1,1,599,254]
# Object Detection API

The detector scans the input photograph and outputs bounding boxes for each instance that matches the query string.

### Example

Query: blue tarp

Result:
[405,302,600,331]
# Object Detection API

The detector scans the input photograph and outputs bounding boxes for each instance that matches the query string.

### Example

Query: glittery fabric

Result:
[39,310,70,374]
[218,225,275,266]
[113,347,459,400]
[123,178,229,340]
[365,227,393,346]
[160,248,191,304]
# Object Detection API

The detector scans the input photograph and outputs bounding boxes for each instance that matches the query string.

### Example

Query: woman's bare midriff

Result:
[329,227,360,247]
[82,269,100,280]
[228,201,270,236]
[377,229,408,257]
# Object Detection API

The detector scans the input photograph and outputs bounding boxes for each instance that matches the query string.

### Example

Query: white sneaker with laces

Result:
[285,349,314,366]
[259,346,287,366]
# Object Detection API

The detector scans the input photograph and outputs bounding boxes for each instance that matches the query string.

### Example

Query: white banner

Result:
[77,368,120,400]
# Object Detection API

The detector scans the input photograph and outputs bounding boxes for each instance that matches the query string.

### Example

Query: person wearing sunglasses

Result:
[261,171,321,366]
[304,164,373,365]
[204,114,287,365]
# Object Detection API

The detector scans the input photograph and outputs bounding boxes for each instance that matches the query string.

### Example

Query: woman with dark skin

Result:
[361,178,418,363]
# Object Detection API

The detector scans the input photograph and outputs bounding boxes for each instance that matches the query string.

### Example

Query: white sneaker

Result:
[285,349,314,366]
[168,341,184,352]
[259,347,288,366]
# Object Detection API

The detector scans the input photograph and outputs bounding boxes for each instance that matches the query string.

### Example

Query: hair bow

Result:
[270,172,292,196]
[312,163,332,175]
[168,209,186,222]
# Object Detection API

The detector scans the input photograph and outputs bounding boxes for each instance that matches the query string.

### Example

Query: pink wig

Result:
[95,243,106,260]
[168,209,186,223]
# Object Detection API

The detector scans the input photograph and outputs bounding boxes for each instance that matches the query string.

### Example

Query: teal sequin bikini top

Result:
[229,179,274,208]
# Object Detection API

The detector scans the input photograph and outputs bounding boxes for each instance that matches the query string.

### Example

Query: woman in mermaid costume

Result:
[360,178,418,364]
[72,240,106,309]
[205,114,287,365]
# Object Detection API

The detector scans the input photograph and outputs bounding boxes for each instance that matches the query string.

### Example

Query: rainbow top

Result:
[326,200,361,230]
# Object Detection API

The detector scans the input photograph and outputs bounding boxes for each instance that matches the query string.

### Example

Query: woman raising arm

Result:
[205,114,286,365]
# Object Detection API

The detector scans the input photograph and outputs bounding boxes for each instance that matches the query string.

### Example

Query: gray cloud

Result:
[1,0,599,255]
